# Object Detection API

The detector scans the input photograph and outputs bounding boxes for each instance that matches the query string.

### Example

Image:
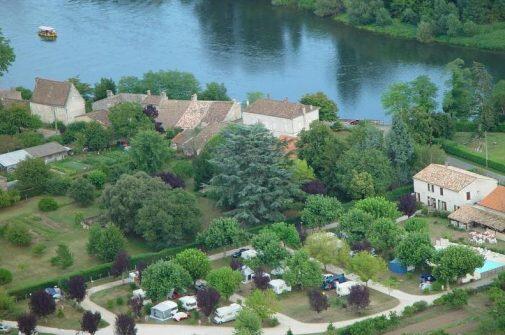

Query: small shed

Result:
[150,300,178,321]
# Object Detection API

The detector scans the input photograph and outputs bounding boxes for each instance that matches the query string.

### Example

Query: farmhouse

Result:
[0,88,26,108]
[30,78,85,125]
[0,142,70,172]
[242,99,319,136]
[448,186,505,239]
[413,164,497,212]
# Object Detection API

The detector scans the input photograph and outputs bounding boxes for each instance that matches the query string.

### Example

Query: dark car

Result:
[321,273,347,290]
[231,248,249,258]
[420,274,436,283]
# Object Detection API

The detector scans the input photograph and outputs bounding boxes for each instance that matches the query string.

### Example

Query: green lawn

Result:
[278,288,399,323]
[90,284,134,315]
[0,196,152,291]
[452,132,505,166]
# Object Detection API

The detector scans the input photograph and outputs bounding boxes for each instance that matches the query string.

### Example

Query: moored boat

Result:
[38,26,57,39]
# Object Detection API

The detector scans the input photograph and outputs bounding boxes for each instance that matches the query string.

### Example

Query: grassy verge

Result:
[278,288,399,323]
[334,15,505,51]
[452,132,505,166]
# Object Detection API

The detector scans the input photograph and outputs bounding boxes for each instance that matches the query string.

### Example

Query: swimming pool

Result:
[476,259,505,274]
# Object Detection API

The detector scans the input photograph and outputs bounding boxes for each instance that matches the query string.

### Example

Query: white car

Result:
[172,311,189,321]
[0,323,11,333]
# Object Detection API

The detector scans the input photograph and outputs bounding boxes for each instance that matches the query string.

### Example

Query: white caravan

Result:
[150,300,178,321]
[212,303,242,324]
[178,296,198,311]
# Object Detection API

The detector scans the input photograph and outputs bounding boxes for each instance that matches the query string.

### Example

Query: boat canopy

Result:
[38,26,55,31]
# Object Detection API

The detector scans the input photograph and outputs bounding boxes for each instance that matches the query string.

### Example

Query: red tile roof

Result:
[479,186,505,213]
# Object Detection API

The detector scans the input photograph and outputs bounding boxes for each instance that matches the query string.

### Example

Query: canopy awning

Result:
[38,26,55,31]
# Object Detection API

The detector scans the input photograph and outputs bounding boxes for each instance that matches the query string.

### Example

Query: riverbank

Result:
[334,14,505,52]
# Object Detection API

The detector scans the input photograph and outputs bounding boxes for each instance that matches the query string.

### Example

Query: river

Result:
[1,0,505,120]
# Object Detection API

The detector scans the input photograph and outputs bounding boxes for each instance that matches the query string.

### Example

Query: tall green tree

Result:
[412,144,447,173]
[386,114,414,183]
[347,122,384,151]
[367,218,404,256]
[86,224,125,262]
[382,75,437,144]
[175,248,211,281]
[93,77,117,101]
[443,59,474,119]
[129,129,173,174]
[15,158,50,194]
[196,217,248,250]
[395,232,435,268]
[0,28,15,77]
[207,124,296,225]
[301,195,343,229]
[300,92,338,121]
[350,251,387,285]
[0,104,42,135]
[433,245,484,285]
[206,267,243,300]
[142,260,193,301]
[282,250,321,290]
[83,122,112,151]
[354,196,400,220]
[109,102,154,139]
[200,82,231,101]
[252,230,289,268]
[472,62,497,130]
[338,208,374,244]
[305,232,343,270]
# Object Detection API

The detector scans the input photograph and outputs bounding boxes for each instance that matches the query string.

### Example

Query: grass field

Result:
[278,288,399,323]
[452,132,505,166]
[0,196,152,291]
[90,284,134,316]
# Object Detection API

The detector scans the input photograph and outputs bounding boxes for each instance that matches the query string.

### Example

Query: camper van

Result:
[335,281,358,296]
[268,279,291,295]
[178,296,198,311]
[212,303,242,324]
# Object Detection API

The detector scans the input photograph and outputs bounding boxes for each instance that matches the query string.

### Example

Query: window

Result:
[431,184,435,192]
[415,192,420,202]
[441,201,447,211]
[454,205,460,211]
[427,183,431,191]
[440,188,444,196]
[466,192,471,200]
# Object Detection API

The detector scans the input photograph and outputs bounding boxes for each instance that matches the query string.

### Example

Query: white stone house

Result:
[30,78,85,125]
[413,164,498,212]
[242,99,319,136]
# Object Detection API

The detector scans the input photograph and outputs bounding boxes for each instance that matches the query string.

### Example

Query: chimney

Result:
[160,90,167,100]
[146,90,151,96]
[191,93,197,101]
[302,106,306,114]
[106,90,113,98]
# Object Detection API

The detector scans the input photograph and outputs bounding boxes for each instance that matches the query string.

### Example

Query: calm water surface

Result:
[1,0,505,120]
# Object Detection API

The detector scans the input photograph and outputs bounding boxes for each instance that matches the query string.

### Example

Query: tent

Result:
[388,259,414,275]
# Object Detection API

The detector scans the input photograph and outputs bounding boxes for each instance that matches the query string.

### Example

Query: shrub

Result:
[5,223,32,246]
[171,160,193,179]
[404,218,428,233]
[413,300,428,311]
[156,172,185,188]
[87,170,107,189]
[440,140,505,174]
[38,197,58,212]
[68,178,96,206]
[31,244,47,256]
[50,244,74,269]
[417,21,434,43]
[0,289,14,312]
[0,268,13,285]
[116,297,124,306]
[434,289,468,309]
[45,175,71,196]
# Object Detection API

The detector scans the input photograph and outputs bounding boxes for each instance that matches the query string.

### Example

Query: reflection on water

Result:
[1,0,504,120]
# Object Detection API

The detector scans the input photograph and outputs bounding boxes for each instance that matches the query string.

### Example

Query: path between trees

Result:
[2,245,497,335]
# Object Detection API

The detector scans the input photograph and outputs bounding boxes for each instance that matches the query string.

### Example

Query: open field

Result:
[278,288,399,323]
[0,196,152,291]
[452,132,505,166]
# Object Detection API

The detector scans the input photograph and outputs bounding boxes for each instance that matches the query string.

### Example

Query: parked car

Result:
[0,323,11,333]
[268,279,291,294]
[335,281,358,296]
[232,248,249,258]
[172,312,189,322]
[420,274,436,283]
[322,273,347,290]
[178,296,197,311]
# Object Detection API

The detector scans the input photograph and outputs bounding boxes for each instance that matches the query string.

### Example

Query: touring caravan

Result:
[150,300,178,321]
[212,303,242,324]
[178,296,198,311]
[335,281,358,296]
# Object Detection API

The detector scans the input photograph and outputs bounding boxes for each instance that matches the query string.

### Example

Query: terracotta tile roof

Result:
[245,99,318,119]
[142,94,163,106]
[479,186,505,213]
[31,78,71,107]
[201,101,234,124]
[413,164,496,192]
[92,93,146,111]
[172,122,226,156]
[176,101,210,129]
[192,122,226,153]
[25,141,69,158]
[172,129,195,147]
[449,205,505,232]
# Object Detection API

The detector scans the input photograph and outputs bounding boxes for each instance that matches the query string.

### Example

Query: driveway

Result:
[446,155,505,183]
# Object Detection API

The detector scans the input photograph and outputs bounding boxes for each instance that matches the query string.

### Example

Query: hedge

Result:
[440,140,505,174]
[8,242,198,299]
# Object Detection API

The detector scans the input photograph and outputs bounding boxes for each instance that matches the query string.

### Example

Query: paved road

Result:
[446,155,505,183]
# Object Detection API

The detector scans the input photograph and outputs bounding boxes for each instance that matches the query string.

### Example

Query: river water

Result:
[1,0,505,120]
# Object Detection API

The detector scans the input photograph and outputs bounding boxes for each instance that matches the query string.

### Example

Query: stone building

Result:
[30,78,85,125]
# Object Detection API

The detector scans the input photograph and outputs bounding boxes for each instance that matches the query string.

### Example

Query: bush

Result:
[45,175,71,196]
[68,178,96,206]
[50,244,74,269]
[5,223,32,246]
[87,170,107,189]
[171,160,193,179]
[0,289,14,312]
[0,268,13,285]
[462,21,478,36]
[434,289,468,309]
[38,197,58,212]
[116,297,124,305]
[31,244,47,256]
[413,300,428,312]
